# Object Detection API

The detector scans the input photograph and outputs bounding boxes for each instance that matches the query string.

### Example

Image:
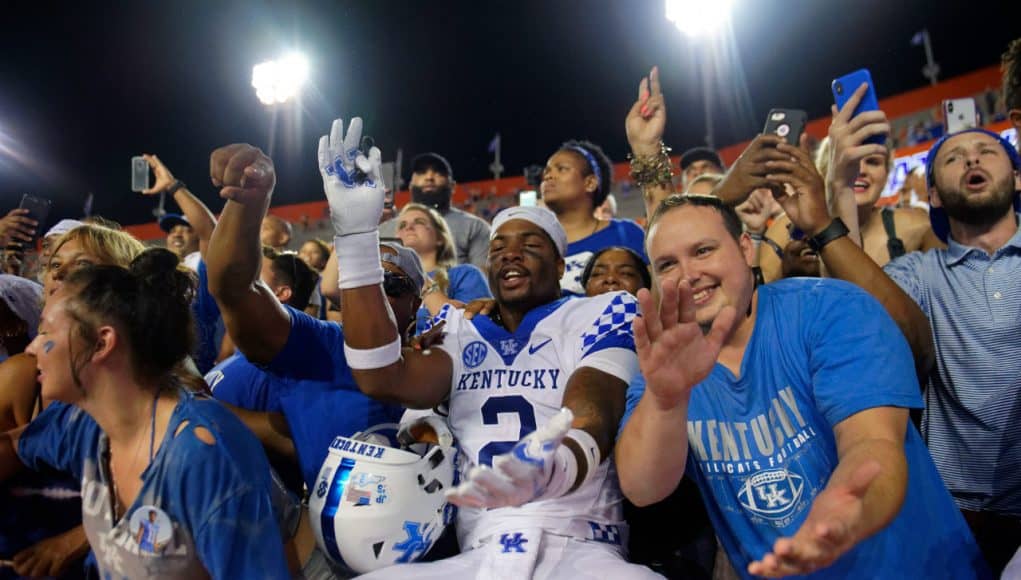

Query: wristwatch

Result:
[164,180,186,196]
[806,218,849,252]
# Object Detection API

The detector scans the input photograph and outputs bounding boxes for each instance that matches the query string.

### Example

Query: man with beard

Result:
[803,127,1021,574]
[379,152,491,271]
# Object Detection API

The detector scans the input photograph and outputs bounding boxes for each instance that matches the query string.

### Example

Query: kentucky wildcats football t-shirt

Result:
[622,279,985,579]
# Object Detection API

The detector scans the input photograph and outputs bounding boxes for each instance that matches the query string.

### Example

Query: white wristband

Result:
[344,337,402,370]
[536,428,602,501]
[334,232,383,290]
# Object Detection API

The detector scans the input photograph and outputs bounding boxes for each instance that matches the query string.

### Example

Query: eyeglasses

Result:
[383,271,417,298]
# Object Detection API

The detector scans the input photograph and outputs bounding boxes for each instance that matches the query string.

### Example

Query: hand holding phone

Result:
[762,109,807,146]
[0,207,38,246]
[17,195,51,243]
[832,69,884,146]
[131,156,151,192]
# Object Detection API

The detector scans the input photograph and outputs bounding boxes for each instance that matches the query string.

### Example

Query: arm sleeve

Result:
[577,292,640,384]
[16,402,95,481]
[447,265,492,302]
[882,252,928,313]
[807,285,923,426]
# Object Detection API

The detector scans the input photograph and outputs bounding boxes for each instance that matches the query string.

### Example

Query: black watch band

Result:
[807,218,849,252]
[164,180,186,196]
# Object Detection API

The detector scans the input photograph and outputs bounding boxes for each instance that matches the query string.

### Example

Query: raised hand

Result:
[626,66,667,157]
[140,154,176,195]
[734,188,774,235]
[317,117,384,237]
[0,208,37,246]
[748,460,882,577]
[711,135,788,205]
[765,138,833,237]
[633,277,736,410]
[826,83,890,191]
[446,408,573,509]
[209,144,275,205]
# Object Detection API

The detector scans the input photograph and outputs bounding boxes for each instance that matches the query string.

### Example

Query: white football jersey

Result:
[430,291,640,548]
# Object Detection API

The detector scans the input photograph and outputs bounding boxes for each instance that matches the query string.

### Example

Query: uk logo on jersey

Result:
[462,341,488,369]
[737,467,805,520]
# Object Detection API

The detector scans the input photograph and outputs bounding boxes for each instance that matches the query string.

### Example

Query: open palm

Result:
[633,277,736,409]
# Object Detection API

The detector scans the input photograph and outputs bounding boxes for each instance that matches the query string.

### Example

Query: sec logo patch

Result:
[462,341,488,369]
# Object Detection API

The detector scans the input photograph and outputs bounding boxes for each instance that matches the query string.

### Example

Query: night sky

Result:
[0,0,1015,227]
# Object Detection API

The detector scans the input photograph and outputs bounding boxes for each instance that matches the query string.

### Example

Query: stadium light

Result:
[252,53,309,105]
[665,0,734,38]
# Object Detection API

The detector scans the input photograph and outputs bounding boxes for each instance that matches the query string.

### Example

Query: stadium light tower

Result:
[665,0,734,149]
[252,53,310,105]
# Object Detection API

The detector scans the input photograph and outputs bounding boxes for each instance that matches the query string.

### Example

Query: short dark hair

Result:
[1003,38,1021,113]
[579,246,652,291]
[270,253,319,311]
[647,194,744,242]
[559,140,614,208]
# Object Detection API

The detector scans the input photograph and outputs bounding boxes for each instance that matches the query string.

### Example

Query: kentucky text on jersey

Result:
[330,437,387,459]
[455,368,562,391]
[687,386,818,473]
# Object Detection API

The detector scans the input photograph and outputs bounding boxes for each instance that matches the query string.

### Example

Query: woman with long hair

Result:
[395,202,490,332]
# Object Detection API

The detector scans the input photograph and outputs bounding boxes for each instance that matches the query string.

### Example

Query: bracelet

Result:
[164,180,186,196]
[807,218,850,252]
[344,337,402,370]
[628,142,673,189]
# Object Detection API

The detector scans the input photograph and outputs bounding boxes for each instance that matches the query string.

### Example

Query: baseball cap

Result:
[924,128,1021,243]
[158,213,191,233]
[679,147,725,172]
[44,219,84,239]
[410,153,453,180]
[0,274,43,340]
[380,242,426,294]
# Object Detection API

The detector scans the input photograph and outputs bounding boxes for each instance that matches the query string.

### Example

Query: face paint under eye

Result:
[43,340,55,353]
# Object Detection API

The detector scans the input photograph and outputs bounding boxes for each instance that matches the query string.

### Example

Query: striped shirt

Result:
[884,219,1021,516]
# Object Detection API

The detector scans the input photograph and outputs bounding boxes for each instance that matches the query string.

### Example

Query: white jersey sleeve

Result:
[565,291,639,385]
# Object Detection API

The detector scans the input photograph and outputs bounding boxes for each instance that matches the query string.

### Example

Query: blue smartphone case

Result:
[832,69,884,145]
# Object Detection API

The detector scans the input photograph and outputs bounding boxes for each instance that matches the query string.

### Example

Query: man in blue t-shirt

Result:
[616,189,985,578]
[204,167,407,491]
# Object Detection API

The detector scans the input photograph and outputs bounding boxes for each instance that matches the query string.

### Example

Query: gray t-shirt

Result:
[380,207,491,271]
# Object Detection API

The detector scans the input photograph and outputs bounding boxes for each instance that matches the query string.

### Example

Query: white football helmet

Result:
[308,419,457,574]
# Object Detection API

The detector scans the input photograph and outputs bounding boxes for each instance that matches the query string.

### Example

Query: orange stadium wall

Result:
[124,65,1009,241]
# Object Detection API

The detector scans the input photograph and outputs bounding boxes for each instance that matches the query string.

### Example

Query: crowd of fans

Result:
[0,33,1019,580]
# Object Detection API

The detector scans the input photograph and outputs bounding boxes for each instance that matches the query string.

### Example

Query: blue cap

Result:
[158,213,191,233]
[924,128,1020,243]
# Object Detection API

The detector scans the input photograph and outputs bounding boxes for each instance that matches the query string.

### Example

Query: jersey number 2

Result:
[478,396,536,466]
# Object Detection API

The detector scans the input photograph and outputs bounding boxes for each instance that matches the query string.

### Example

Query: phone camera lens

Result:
[947,102,954,113]
[835,82,843,95]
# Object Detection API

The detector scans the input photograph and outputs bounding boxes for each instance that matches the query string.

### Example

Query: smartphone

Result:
[832,69,884,145]
[762,109,807,146]
[943,98,979,134]
[518,190,538,207]
[19,194,51,242]
[131,156,150,192]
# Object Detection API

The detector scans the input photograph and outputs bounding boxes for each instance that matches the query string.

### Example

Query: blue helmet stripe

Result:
[320,457,356,566]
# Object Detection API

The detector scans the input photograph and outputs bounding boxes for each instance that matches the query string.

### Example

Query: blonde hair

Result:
[399,203,457,293]
[52,224,146,269]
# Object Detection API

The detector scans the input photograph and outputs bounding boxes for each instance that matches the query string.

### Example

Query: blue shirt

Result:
[560,219,647,297]
[207,306,402,489]
[192,260,224,375]
[883,221,1021,516]
[17,394,289,580]
[416,264,492,334]
[621,279,984,579]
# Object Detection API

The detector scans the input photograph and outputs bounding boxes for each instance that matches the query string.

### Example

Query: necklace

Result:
[109,390,160,522]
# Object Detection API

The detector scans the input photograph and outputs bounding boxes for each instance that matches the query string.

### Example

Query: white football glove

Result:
[317,117,385,290]
[446,408,574,509]
[317,117,384,238]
